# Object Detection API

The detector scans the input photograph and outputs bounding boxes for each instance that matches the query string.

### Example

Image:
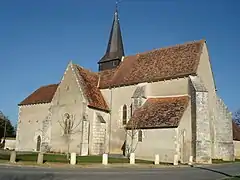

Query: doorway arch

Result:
[36,135,41,151]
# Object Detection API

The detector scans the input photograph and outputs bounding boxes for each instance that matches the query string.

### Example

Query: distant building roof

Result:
[126,96,189,129]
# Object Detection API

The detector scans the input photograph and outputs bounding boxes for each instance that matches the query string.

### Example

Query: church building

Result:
[15,7,239,164]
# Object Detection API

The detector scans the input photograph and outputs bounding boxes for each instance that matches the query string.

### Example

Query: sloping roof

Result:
[75,65,109,112]
[98,69,116,88]
[19,84,59,106]
[126,96,189,129]
[233,121,240,141]
[19,40,204,108]
[100,40,205,88]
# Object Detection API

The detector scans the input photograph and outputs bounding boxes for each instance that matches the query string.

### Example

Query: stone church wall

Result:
[177,99,192,164]
[49,63,87,154]
[101,77,190,155]
[101,85,136,154]
[87,108,110,155]
[149,78,189,97]
[213,96,234,160]
[189,76,212,164]
[234,141,240,159]
[16,103,50,151]
[195,91,212,163]
[126,128,177,163]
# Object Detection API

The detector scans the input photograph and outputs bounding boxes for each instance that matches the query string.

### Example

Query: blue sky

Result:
[0,0,240,125]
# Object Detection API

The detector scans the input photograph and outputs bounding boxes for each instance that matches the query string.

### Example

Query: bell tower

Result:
[98,3,125,71]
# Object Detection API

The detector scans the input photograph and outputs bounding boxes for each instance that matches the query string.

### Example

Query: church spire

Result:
[98,2,125,71]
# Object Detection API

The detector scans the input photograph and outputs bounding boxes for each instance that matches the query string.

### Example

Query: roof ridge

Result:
[148,95,189,101]
[74,64,98,76]
[149,95,189,98]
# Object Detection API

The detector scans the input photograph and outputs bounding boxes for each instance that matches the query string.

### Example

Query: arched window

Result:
[64,113,72,134]
[138,130,143,142]
[122,104,127,125]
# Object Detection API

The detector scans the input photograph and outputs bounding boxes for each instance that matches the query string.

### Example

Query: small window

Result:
[113,61,118,67]
[66,86,70,91]
[138,130,143,142]
[130,104,133,117]
[122,104,127,125]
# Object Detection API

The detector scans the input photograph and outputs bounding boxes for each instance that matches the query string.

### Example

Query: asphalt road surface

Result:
[0,163,239,180]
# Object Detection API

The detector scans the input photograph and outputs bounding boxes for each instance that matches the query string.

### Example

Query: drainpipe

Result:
[80,102,85,155]
[108,88,113,154]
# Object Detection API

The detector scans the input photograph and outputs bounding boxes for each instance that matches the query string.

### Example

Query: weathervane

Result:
[115,1,118,12]
[115,0,122,12]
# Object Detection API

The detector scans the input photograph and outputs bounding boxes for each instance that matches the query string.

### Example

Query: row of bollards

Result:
[9,151,45,164]
[9,151,194,166]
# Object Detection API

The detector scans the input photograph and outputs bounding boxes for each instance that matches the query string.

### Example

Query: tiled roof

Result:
[19,84,59,106]
[75,65,109,112]
[98,69,116,88]
[233,121,240,141]
[126,96,189,129]
[19,40,204,108]
[100,40,205,88]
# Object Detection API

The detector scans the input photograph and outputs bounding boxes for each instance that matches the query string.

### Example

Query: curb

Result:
[0,162,190,169]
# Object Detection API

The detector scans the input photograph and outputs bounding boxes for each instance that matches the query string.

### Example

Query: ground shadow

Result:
[193,166,240,179]
[2,173,55,180]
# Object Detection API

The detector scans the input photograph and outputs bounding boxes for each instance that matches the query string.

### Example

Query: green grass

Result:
[212,159,240,164]
[0,152,154,164]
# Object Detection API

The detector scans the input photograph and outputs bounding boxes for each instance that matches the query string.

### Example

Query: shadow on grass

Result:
[193,166,240,179]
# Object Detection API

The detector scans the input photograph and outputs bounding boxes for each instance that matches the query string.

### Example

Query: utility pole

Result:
[3,119,7,140]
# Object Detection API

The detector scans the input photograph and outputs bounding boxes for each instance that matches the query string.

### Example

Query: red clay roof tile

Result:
[75,65,109,112]
[100,40,204,88]
[19,84,59,106]
[19,40,204,107]
[127,96,189,129]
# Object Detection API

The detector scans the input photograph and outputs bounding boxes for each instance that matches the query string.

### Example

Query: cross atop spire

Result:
[115,1,118,12]
[98,2,125,71]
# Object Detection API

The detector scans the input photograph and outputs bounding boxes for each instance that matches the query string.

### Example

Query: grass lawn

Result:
[212,159,240,164]
[0,151,155,164]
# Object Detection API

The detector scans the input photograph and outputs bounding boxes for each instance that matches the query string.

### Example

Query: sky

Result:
[0,0,240,125]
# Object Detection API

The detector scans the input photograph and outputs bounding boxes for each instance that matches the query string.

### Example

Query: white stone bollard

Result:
[154,154,159,165]
[70,152,76,165]
[102,153,108,165]
[130,153,135,165]
[10,151,16,163]
[188,156,193,165]
[173,154,178,165]
[37,152,44,164]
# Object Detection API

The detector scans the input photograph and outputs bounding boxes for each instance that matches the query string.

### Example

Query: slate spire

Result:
[98,3,125,71]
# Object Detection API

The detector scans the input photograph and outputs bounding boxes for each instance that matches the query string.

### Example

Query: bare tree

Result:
[58,113,81,160]
[125,119,141,158]
[233,109,240,125]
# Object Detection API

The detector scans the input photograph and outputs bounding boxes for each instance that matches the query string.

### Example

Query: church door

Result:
[36,135,41,151]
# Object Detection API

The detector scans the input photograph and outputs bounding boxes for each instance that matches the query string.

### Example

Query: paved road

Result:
[0,163,239,180]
